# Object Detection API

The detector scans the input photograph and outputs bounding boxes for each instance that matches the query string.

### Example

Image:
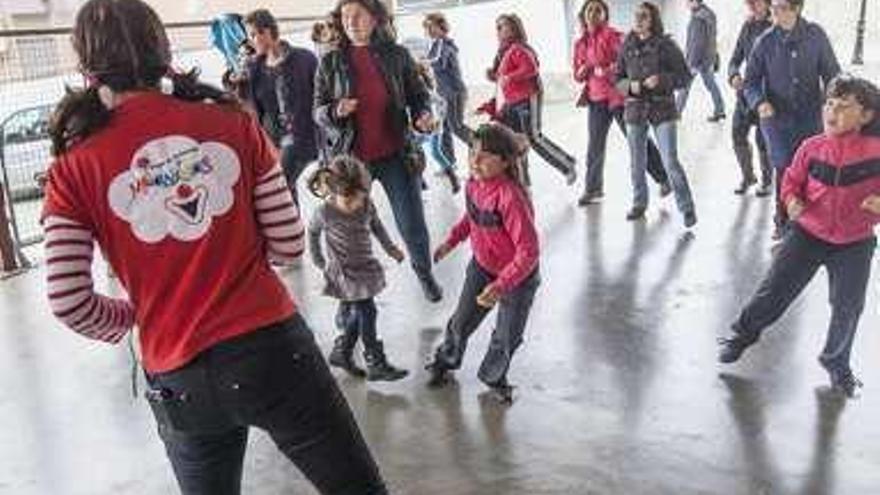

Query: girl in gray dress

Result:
[308,156,409,381]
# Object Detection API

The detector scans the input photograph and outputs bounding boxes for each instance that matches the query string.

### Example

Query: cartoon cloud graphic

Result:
[108,136,241,243]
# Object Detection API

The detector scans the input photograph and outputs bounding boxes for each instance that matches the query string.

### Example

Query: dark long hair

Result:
[490,14,537,81]
[330,0,396,50]
[471,123,530,192]
[49,0,237,155]
[578,0,610,29]
[308,155,371,199]
[637,2,665,37]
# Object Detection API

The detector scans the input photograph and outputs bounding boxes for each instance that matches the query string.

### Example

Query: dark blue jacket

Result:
[727,15,772,83]
[427,37,466,96]
[246,41,319,161]
[743,18,840,118]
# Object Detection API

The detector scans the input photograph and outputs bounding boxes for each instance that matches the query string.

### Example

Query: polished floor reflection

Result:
[2,99,879,495]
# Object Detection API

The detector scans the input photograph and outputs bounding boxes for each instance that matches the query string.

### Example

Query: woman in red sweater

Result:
[42,1,386,493]
[427,123,541,404]
[479,14,577,186]
[573,0,670,206]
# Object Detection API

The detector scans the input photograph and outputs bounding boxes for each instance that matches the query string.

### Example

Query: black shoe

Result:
[755,183,772,197]
[734,177,757,195]
[659,183,672,197]
[444,169,461,194]
[418,273,443,303]
[827,368,863,398]
[683,211,697,228]
[328,335,366,378]
[364,342,408,382]
[718,330,758,364]
[707,113,726,123]
[577,191,604,207]
[487,382,515,404]
[425,361,452,388]
[626,206,646,221]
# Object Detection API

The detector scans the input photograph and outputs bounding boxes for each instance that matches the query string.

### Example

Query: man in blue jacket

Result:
[678,0,726,122]
[743,0,840,237]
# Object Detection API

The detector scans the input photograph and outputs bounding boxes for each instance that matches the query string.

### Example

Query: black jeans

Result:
[731,97,772,186]
[337,298,379,351]
[500,97,576,182]
[432,259,540,386]
[734,225,876,375]
[585,102,669,195]
[145,315,387,495]
[438,89,473,165]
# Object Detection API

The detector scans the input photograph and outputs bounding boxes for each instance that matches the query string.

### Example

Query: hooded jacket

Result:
[616,32,692,125]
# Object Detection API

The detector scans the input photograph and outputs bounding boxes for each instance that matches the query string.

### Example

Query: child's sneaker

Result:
[328,334,366,378]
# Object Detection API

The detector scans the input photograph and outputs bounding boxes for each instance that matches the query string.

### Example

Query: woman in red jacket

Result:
[479,14,577,186]
[573,0,670,206]
[42,1,387,493]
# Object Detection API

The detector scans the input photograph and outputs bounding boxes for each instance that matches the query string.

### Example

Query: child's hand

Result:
[861,195,880,216]
[387,246,405,263]
[786,197,805,221]
[476,285,500,308]
[433,243,453,263]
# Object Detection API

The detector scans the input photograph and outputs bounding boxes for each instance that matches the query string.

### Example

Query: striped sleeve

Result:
[43,216,134,344]
[254,164,305,264]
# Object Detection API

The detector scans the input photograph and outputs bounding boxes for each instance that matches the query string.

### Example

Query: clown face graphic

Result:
[108,136,241,243]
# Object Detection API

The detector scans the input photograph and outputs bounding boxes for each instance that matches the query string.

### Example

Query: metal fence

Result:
[0,17,316,268]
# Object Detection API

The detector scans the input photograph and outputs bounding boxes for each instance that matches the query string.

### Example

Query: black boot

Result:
[364,342,408,382]
[444,169,461,194]
[425,360,452,388]
[718,325,759,364]
[328,334,366,378]
[418,272,443,303]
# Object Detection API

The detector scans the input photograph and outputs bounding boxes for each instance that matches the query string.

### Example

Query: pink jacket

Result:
[782,131,880,245]
[495,42,540,108]
[443,176,540,293]
[573,24,625,108]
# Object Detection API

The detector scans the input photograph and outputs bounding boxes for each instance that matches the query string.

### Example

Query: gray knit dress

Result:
[308,201,398,301]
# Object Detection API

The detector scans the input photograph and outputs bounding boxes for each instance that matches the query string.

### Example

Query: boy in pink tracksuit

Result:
[427,123,540,403]
[719,76,880,397]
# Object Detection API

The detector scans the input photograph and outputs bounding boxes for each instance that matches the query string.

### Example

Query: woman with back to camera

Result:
[42,1,388,493]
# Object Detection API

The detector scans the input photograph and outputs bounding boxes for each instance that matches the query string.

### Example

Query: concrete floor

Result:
[3,89,880,495]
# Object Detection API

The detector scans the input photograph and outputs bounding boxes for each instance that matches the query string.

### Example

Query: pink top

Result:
[781,131,880,245]
[573,24,625,108]
[443,176,540,293]
[496,42,540,108]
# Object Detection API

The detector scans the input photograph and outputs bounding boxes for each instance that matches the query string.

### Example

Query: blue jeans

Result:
[432,259,540,386]
[337,298,379,352]
[145,315,387,495]
[734,225,876,376]
[368,153,433,278]
[280,143,313,206]
[626,121,695,214]
[677,66,725,116]
[415,133,455,172]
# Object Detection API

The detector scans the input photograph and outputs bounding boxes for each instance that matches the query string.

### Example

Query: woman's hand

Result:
[476,285,500,308]
[757,102,775,120]
[336,98,359,118]
[643,75,660,90]
[414,112,436,133]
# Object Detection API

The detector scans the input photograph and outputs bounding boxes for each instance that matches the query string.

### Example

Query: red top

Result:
[573,24,626,108]
[43,92,298,373]
[782,131,880,245]
[496,42,540,109]
[443,176,540,293]
[350,46,404,161]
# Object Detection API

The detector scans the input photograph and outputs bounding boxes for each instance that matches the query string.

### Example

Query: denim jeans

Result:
[144,315,387,495]
[337,298,379,351]
[733,225,876,375]
[280,143,313,206]
[731,96,772,186]
[368,153,433,278]
[432,259,540,386]
[626,120,695,214]
[759,112,822,228]
[438,89,472,165]
[677,66,725,116]
[585,102,669,195]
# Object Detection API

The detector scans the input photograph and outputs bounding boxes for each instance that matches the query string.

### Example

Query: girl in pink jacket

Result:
[719,76,880,398]
[427,123,541,404]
